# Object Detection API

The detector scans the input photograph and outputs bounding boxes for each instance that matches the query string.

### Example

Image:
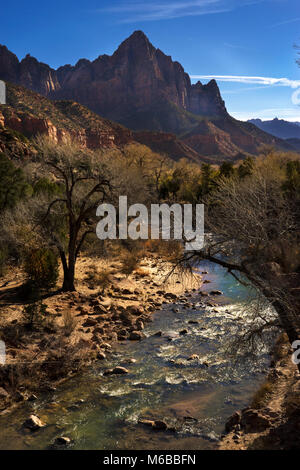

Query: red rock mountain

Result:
[0,82,205,164]
[0,31,295,160]
[0,31,227,133]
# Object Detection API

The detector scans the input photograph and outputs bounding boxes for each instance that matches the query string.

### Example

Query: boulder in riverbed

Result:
[97,351,106,360]
[129,330,145,341]
[240,409,271,432]
[54,436,71,446]
[104,366,129,376]
[138,418,155,427]
[135,319,144,331]
[23,415,45,431]
[225,411,241,433]
[187,354,199,361]
[153,331,162,337]
[127,358,136,364]
[152,420,168,431]
[179,329,188,335]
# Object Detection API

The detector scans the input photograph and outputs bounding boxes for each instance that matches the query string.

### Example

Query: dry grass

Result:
[143,239,183,261]
[62,310,78,337]
[84,264,112,292]
[0,334,94,402]
[120,251,141,275]
[272,333,290,361]
[251,381,275,409]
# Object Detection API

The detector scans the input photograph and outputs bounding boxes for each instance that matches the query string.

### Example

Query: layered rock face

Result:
[0,32,295,160]
[0,46,60,95]
[0,31,227,133]
[0,82,134,157]
[2,110,129,149]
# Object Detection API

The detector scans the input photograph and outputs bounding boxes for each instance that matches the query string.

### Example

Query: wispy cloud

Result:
[190,74,300,89]
[270,17,300,28]
[222,84,274,93]
[98,0,259,23]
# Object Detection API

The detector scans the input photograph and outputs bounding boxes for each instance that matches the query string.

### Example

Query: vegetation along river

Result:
[0,262,274,450]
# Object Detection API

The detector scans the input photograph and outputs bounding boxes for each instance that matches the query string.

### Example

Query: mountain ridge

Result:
[248,118,300,140]
[0,31,297,159]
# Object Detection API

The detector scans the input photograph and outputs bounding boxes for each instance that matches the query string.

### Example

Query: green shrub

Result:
[22,301,48,329]
[24,248,59,289]
[33,177,62,197]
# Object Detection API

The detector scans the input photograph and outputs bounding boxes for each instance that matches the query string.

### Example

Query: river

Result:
[0,262,273,450]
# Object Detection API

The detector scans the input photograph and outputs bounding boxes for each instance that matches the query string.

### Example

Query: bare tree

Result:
[182,154,300,367]
[33,137,112,291]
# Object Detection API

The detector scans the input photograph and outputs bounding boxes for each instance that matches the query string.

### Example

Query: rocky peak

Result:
[120,30,152,48]
[113,30,156,63]
[0,31,228,132]
[189,79,227,117]
[0,45,19,82]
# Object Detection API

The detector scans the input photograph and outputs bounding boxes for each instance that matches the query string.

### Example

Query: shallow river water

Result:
[0,262,271,450]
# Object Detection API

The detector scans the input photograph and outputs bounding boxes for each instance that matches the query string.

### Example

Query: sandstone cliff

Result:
[0,32,295,160]
[0,31,227,134]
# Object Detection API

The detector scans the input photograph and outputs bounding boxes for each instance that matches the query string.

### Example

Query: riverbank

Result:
[219,333,300,450]
[0,252,202,413]
[0,259,275,450]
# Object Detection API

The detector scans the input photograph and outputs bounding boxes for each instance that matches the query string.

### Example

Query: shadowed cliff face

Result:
[0,46,60,95]
[0,32,295,159]
[0,31,227,133]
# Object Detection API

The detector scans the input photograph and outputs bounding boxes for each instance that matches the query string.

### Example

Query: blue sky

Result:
[1,0,300,121]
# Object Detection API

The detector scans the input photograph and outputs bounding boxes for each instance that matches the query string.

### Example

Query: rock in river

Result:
[187,354,199,361]
[135,319,144,331]
[54,436,71,446]
[152,420,168,431]
[129,330,145,341]
[138,418,155,427]
[179,329,188,335]
[104,366,129,376]
[97,351,106,360]
[23,415,45,431]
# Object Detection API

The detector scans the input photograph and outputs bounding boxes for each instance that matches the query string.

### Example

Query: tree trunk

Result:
[62,267,76,292]
[60,251,76,292]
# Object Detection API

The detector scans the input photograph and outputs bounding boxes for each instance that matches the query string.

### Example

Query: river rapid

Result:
[0,262,273,450]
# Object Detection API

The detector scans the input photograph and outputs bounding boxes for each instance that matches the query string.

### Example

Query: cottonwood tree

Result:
[32,137,112,291]
[182,153,300,367]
